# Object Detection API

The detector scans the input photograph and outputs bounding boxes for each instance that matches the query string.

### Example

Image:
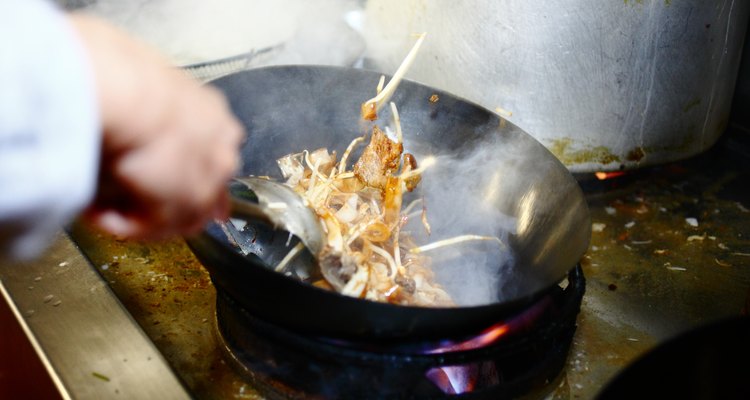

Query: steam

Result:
[74,0,535,306]
[402,132,526,306]
[80,0,364,67]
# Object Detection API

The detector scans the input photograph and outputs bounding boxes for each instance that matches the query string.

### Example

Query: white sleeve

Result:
[0,0,101,260]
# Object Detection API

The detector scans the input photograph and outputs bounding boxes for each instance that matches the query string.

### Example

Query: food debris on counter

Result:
[91,372,110,382]
[715,258,732,267]
[665,264,687,271]
[685,217,699,227]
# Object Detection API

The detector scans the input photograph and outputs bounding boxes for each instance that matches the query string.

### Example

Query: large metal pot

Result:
[363,1,750,172]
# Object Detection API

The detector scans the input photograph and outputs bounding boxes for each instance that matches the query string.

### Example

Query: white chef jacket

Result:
[0,0,100,260]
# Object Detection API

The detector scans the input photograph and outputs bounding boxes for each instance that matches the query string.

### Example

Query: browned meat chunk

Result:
[353,126,403,189]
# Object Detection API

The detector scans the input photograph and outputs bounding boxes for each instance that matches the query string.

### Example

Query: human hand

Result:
[68,14,245,240]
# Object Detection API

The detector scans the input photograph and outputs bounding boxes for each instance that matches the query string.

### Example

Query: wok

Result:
[185,65,591,341]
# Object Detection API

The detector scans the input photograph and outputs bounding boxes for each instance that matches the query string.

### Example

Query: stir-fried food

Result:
[244,33,504,307]
[276,115,454,306]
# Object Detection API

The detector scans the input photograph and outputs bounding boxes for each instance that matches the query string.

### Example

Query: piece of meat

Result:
[353,126,403,189]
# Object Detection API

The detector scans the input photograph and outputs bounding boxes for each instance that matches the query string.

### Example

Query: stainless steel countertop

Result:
[0,232,191,400]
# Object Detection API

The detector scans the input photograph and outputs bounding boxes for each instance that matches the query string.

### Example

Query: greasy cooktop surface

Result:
[67,127,750,400]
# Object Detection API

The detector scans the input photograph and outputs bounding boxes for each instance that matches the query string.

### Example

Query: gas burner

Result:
[213,266,585,400]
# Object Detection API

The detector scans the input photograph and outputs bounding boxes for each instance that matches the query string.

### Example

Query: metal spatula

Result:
[225,177,325,256]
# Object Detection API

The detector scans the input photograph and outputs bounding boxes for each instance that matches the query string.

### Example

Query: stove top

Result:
[3,125,750,400]
[211,266,584,400]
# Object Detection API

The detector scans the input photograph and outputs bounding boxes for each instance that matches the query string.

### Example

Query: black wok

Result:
[185,65,591,341]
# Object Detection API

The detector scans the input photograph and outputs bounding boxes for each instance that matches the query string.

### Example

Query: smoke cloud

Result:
[402,132,523,306]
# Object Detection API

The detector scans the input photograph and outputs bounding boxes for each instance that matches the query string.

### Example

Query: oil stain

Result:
[548,138,621,166]
[626,146,646,162]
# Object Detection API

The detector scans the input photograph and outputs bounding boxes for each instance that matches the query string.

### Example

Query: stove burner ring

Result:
[214,266,584,399]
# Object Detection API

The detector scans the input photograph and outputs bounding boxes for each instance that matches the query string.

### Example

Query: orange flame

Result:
[428,322,510,354]
[457,323,509,350]
[595,171,626,180]
[425,296,551,394]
